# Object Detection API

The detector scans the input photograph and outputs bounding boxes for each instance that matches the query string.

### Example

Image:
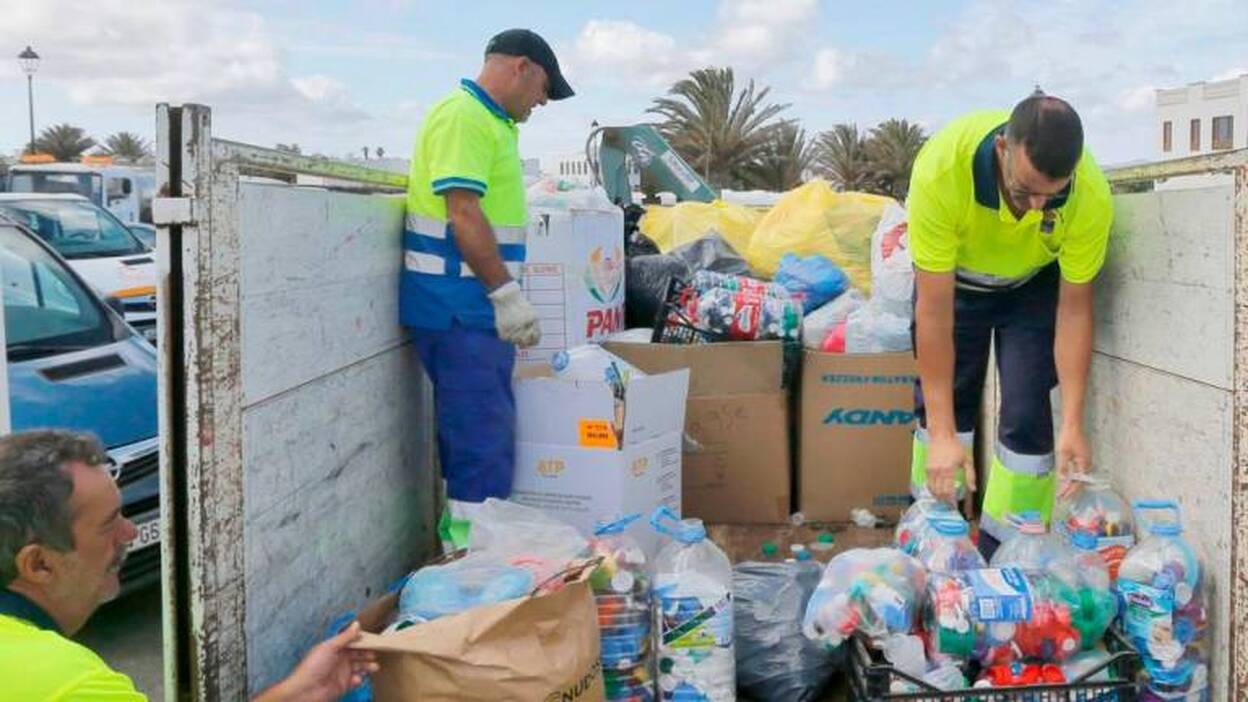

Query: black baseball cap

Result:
[485,29,574,100]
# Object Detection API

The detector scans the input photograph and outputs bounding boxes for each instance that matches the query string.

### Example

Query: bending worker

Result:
[907,92,1113,559]
[401,29,573,548]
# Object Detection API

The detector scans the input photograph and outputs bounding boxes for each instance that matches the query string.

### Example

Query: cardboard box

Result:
[798,351,917,521]
[519,206,625,367]
[511,367,689,555]
[604,341,791,524]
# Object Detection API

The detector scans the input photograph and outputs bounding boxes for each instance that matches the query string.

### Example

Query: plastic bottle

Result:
[1053,476,1135,581]
[989,511,1078,577]
[1117,501,1209,701]
[1068,530,1119,650]
[650,507,735,702]
[550,345,643,384]
[915,517,986,574]
[895,494,962,556]
[589,515,656,702]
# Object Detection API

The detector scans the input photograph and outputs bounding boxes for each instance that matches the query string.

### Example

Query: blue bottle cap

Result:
[1071,530,1098,551]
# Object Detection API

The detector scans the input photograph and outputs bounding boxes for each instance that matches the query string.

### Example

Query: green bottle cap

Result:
[761,541,779,556]
[818,532,835,544]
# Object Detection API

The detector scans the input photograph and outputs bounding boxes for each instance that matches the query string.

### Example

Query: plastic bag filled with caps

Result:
[802,548,927,651]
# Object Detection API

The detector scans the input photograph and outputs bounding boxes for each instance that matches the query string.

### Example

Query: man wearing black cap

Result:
[401,29,573,549]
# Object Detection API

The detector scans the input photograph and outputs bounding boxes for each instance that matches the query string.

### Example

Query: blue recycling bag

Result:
[775,254,849,311]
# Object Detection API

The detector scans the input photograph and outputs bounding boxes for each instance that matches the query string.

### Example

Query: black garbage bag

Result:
[734,561,843,702]
[625,253,689,328]
[669,231,753,276]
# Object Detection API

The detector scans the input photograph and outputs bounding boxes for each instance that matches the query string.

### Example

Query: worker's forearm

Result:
[1055,284,1094,430]
[915,283,958,438]
[450,207,512,291]
[251,680,295,702]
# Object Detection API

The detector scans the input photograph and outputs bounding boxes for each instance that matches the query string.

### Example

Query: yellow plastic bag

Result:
[638,199,762,255]
[745,181,895,292]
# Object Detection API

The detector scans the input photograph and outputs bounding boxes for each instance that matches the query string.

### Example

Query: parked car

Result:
[0,219,160,590]
[0,193,156,344]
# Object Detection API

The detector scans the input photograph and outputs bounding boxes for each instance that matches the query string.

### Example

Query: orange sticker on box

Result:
[578,419,618,449]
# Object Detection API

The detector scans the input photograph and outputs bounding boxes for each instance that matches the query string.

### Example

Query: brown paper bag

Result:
[355,560,606,702]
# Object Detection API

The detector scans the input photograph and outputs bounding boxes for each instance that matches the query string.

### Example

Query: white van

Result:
[7,162,156,225]
[0,193,156,343]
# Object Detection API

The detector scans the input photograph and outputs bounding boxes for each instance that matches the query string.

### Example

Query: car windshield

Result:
[9,172,102,203]
[0,225,123,361]
[0,198,147,259]
[128,224,157,250]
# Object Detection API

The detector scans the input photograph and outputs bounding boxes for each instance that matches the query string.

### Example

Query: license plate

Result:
[131,517,161,551]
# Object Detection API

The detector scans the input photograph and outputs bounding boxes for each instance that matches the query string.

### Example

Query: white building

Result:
[1155,74,1246,189]
[550,150,596,186]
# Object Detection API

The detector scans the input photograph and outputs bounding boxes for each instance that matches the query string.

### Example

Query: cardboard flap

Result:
[622,369,690,445]
[604,341,783,396]
[515,377,616,447]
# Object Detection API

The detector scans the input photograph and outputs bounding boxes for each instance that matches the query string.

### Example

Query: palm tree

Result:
[648,67,789,189]
[815,123,873,192]
[33,124,96,162]
[865,119,927,200]
[743,121,815,191]
[101,132,151,163]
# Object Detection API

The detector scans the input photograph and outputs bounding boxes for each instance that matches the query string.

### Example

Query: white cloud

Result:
[568,0,819,91]
[0,0,370,123]
[808,49,860,91]
[1117,85,1157,113]
[568,19,693,88]
[708,0,818,67]
[799,0,1247,162]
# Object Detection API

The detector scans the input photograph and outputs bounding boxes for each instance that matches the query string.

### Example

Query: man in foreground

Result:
[0,430,378,701]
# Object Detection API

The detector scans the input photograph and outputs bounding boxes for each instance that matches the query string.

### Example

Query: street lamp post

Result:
[18,46,40,155]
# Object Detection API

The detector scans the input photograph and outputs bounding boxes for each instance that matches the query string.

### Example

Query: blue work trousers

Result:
[412,325,516,502]
[912,263,1060,561]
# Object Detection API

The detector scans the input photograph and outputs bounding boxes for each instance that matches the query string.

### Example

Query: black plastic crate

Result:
[847,629,1140,701]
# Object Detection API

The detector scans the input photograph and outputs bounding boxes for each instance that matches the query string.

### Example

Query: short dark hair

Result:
[1005,93,1084,179]
[0,431,108,586]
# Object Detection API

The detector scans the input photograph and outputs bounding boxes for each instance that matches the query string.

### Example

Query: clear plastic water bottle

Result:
[1053,476,1135,581]
[915,517,986,574]
[590,514,656,702]
[1117,501,1209,701]
[895,493,961,556]
[550,345,642,384]
[989,511,1076,575]
[650,507,735,701]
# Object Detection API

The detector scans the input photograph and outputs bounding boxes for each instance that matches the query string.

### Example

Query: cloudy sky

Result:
[1,0,1244,167]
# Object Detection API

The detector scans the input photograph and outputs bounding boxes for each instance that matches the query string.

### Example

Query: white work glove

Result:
[488,281,541,349]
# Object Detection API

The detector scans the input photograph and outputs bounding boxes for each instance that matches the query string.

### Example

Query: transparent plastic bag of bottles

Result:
[802,547,927,650]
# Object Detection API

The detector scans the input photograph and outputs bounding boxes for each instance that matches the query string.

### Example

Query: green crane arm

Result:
[586,125,717,206]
